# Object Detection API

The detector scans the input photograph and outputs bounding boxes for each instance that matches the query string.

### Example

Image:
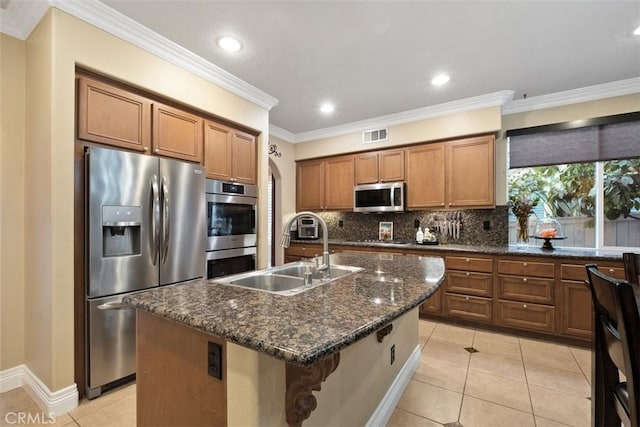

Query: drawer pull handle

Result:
[466,272,470,276]
[609,269,615,273]
[523,278,527,282]
[465,258,470,262]
[523,304,528,308]
[523,262,528,267]
[465,296,470,301]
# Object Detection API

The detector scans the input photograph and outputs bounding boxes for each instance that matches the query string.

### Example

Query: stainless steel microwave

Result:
[353,182,405,213]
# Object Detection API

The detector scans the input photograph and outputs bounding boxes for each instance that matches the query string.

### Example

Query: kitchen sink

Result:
[212,262,364,296]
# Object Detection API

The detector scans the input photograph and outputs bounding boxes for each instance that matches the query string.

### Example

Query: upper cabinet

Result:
[77,76,151,153]
[204,120,256,184]
[152,102,203,163]
[405,135,495,209]
[405,143,446,209]
[446,135,495,208]
[297,155,354,211]
[355,149,405,184]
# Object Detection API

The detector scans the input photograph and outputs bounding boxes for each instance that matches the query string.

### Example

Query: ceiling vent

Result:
[362,128,388,144]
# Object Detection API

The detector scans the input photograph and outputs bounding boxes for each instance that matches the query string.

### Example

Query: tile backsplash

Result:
[316,206,509,246]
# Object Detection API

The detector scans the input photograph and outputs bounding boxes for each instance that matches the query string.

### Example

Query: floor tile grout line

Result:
[517,333,539,426]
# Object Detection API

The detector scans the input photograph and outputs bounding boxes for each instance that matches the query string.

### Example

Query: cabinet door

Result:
[152,103,203,163]
[446,135,494,208]
[297,160,325,211]
[355,152,379,184]
[559,280,593,340]
[379,149,405,182]
[324,156,355,210]
[77,77,151,152]
[231,130,256,184]
[204,120,233,180]
[420,287,442,315]
[405,143,445,209]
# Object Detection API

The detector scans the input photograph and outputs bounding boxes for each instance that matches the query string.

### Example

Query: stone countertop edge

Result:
[292,239,625,261]
[124,252,445,367]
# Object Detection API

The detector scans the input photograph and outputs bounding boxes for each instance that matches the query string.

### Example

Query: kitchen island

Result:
[124,252,444,426]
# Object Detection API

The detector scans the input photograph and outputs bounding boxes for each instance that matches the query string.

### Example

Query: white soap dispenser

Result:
[416,226,424,243]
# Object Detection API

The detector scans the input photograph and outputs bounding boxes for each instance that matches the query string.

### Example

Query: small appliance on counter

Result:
[297,216,319,239]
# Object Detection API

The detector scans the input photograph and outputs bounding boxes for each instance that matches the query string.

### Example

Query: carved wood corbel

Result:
[285,353,341,427]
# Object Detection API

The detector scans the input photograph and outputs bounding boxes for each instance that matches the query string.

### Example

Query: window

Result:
[507,113,640,250]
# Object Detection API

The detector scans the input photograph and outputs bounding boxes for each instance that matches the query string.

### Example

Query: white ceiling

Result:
[3,1,640,141]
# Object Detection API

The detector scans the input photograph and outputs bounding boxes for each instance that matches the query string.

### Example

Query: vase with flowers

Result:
[509,194,538,245]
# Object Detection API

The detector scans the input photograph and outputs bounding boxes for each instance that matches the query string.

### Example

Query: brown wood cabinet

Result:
[152,102,203,163]
[443,255,494,323]
[77,76,151,152]
[405,134,495,210]
[405,143,446,209]
[446,135,495,208]
[204,120,256,184]
[284,243,342,263]
[354,150,404,184]
[296,156,355,211]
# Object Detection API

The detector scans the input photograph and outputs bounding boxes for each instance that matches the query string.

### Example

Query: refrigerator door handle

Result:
[161,176,170,264]
[151,175,160,266]
[97,301,129,310]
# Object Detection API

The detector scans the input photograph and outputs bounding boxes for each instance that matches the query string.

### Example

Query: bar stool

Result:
[585,264,639,427]
[623,252,640,285]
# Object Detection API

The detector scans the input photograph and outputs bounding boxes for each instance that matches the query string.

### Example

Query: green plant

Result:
[603,159,640,220]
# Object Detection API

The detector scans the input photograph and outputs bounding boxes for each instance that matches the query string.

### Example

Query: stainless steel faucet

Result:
[281,211,330,277]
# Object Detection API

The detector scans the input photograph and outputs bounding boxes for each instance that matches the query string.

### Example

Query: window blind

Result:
[508,114,640,169]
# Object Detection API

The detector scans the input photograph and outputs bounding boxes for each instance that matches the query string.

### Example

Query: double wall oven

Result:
[206,179,257,279]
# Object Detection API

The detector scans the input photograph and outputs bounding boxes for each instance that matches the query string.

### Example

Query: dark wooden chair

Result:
[585,264,640,427]
[623,252,640,285]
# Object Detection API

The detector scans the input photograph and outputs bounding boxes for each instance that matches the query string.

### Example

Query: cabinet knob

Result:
[143,147,148,152]
[523,278,528,282]
[523,304,528,309]
[465,258,470,262]
[154,149,159,153]
[523,262,528,267]
[609,268,615,273]
[465,296,470,301]
[441,203,445,206]
[302,248,305,251]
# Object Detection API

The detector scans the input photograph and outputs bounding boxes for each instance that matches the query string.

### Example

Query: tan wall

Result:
[0,34,26,370]
[20,8,269,392]
[294,106,502,160]
[268,136,296,266]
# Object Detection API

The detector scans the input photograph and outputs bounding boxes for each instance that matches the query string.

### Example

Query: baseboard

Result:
[366,344,421,427]
[0,364,78,415]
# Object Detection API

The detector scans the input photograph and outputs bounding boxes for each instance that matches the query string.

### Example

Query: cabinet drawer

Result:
[561,263,625,281]
[497,260,554,278]
[497,275,554,304]
[444,294,492,323]
[496,300,555,334]
[445,256,493,273]
[285,244,323,258]
[445,271,492,297]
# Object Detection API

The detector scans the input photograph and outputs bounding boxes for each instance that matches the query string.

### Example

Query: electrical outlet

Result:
[339,220,344,228]
[414,219,420,229]
[390,344,395,365]
[483,220,491,230]
[208,341,222,379]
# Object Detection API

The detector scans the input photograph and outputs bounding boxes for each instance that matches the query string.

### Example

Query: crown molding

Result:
[503,78,640,115]
[291,90,514,143]
[0,0,49,39]
[269,125,296,143]
[0,0,278,111]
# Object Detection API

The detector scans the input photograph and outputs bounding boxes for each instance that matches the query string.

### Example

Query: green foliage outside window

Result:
[508,159,640,223]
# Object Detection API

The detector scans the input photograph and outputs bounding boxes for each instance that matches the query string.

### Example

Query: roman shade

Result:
[508,113,640,169]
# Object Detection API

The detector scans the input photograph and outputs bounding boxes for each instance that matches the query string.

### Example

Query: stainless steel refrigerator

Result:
[85,146,205,399]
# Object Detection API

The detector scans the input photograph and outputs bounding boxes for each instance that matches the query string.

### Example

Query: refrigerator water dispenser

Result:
[102,205,141,257]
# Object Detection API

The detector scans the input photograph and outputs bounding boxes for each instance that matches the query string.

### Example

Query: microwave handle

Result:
[391,186,396,206]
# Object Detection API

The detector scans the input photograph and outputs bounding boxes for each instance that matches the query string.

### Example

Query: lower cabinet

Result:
[444,294,492,323]
[420,287,442,314]
[559,280,592,340]
[496,300,556,334]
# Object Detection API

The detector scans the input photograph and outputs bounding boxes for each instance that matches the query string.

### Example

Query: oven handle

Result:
[151,175,160,266]
[97,301,129,310]
[161,176,170,264]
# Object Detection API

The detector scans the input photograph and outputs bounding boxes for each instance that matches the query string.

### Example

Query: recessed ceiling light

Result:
[217,36,242,52]
[634,25,640,36]
[320,103,335,114]
[431,74,450,86]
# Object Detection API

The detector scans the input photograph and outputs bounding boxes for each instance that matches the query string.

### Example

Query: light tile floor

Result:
[1,320,592,427]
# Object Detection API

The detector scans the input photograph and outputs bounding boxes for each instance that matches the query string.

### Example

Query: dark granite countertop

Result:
[124,252,444,367]
[293,239,624,261]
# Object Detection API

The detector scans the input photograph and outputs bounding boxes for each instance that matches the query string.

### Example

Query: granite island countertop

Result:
[292,239,625,261]
[124,252,444,366]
